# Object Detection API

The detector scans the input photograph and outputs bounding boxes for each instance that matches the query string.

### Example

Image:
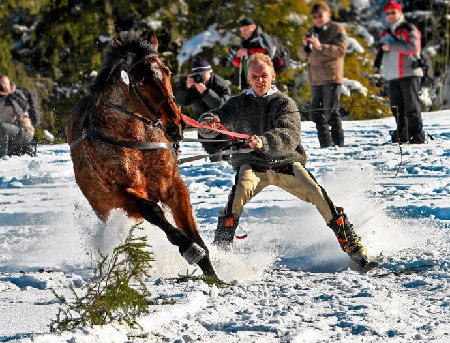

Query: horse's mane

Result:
[90,31,157,96]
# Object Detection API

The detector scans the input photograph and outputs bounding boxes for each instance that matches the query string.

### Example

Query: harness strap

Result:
[103,101,154,126]
[70,129,176,155]
[178,148,252,165]
[181,137,229,143]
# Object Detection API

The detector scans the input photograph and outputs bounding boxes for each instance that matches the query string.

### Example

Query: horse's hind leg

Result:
[132,196,215,276]
[165,177,217,278]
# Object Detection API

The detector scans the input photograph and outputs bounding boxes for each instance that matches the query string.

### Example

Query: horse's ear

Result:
[114,38,123,47]
[150,33,158,52]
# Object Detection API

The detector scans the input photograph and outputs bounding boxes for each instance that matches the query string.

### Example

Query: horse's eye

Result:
[136,79,145,87]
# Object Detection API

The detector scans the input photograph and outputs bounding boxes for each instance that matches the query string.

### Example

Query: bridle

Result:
[102,53,176,129]
[70,53,180,151]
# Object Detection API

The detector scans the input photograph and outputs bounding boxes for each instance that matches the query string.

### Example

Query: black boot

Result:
[327,207,368,269]
[213,214,239,249]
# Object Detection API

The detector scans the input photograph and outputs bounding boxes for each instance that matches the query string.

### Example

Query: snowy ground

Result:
[0,111,449,342]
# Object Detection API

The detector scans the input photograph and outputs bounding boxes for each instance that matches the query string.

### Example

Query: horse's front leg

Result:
[165,177,217,278]
[126,191,208,271]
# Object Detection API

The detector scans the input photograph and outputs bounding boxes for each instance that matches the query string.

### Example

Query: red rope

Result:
[182,115,252,140]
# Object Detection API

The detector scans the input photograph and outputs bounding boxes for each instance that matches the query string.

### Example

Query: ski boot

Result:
[213,213,239,250]
[328,207,377,272]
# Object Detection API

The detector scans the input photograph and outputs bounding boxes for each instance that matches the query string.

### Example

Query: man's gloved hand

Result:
[200,115,221,129]
[247,135,262,149]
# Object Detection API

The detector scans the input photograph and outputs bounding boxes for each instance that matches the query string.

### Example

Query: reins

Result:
[182,114,252,140]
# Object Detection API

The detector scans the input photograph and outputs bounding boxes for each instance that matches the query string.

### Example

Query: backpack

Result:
[271,36,291,74]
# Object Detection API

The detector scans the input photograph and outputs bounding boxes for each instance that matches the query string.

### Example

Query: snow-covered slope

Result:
[0,111,449,342]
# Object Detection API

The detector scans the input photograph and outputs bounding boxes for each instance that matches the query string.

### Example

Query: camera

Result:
[304,32,318,53]
[192,73,205,84]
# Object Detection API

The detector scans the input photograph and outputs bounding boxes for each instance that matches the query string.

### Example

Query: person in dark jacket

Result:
[0,74,35,158]
[298,2,347,148]
[174,57,231,160]
[199,53,374,272]
[376,1,425,144]
[232,18,276,89]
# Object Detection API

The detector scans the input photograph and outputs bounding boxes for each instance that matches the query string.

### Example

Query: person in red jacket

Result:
[376,1,425,144]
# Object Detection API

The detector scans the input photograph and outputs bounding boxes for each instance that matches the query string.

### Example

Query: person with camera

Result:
[297,2,347,148]
[198,53,375,272]
[230,18,276,90]
[0,74,36,158]
[174,57,231,161]
[375,1,425,144]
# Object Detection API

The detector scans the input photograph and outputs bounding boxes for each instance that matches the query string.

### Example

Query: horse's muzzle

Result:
[166,123,184,142]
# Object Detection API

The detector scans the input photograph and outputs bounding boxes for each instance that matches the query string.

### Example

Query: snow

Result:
[285,13,308,26]
[177,24,236,67]
[342,78,368,97]
[1,111,450,342]
[352,0,370,10]
[346,37,365,54]
[354,25,374,47]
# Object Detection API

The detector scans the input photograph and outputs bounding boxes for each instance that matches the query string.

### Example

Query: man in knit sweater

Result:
[199,53,374,271]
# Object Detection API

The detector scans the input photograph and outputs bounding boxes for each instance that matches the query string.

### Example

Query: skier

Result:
[199,53,377,271]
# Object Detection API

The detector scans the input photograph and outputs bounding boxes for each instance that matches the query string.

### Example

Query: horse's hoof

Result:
[182,243,206,265]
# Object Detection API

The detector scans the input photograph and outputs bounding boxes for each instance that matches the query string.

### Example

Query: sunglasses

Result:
[312,13,323,19]
[385,11,398,15]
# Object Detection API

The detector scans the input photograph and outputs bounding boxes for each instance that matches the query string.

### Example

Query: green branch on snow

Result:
[49,222,156,332]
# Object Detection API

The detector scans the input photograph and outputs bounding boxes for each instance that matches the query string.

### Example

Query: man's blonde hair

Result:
[247,53,274,73]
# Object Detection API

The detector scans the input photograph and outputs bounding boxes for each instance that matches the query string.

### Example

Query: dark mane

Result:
[90,31,157,95]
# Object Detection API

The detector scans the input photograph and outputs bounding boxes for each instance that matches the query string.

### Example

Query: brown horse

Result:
[66,31,216,278]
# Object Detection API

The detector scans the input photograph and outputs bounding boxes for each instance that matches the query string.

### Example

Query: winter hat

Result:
[383,1,402,13]
[191,56,213,73]
[239,18,255,27]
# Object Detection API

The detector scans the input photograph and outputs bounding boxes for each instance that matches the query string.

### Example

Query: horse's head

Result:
[111,33,185,143]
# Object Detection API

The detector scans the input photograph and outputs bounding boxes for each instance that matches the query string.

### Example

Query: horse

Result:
[66,31,217,278]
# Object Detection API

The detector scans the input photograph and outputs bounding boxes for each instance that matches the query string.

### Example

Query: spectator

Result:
[198,53,374,271]
[0,74,36,158]
[232,18,276,89]
[376,1,425,144]
[297,2,347,148]
[174,57,231,161]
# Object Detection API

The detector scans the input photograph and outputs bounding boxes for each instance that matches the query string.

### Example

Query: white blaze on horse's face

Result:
[121,70,130,85]
[150,62,163,81]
